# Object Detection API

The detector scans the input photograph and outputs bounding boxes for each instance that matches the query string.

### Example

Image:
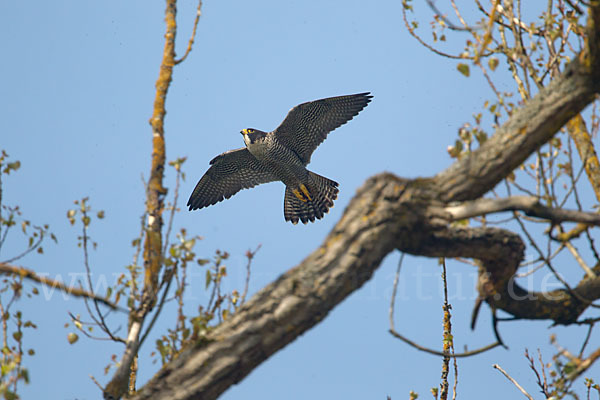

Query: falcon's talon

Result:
[299,184,312,202]
[292,189,308,203]
[188,93,372,224]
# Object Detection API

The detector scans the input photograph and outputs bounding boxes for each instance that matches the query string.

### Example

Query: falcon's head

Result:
[240,128,267,146]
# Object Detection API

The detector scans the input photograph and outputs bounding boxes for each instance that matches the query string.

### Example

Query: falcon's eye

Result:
[248,129,254,133]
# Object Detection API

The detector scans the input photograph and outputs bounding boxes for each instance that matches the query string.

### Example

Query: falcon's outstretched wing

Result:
[187,148,277,210]
[273,92,372,164]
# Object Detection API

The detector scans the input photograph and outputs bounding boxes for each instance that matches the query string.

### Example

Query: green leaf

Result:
[488,57,499,71]
[19,367,29,383]
[4,160,21,174]
[4,390,18,400]
[457,63,470,77]
[67,332,79,344]
[183,239,195,251]
[205,270,212,289]
[1,361,15,376]
[197,258,209,266]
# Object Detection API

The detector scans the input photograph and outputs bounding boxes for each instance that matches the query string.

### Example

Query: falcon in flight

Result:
[187,92,372,224]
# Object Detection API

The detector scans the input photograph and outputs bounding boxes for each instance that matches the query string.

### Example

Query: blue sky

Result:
[2,1,598,399]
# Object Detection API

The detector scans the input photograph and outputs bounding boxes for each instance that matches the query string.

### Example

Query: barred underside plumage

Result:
[187,148,277,210]
[283,172,339,224]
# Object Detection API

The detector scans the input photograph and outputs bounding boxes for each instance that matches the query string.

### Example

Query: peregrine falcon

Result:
[187,92,372,224]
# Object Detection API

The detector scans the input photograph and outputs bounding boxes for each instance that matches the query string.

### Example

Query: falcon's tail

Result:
[284,172,339,224]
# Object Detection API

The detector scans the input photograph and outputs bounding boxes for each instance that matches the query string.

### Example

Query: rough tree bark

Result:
[132,5,600,400]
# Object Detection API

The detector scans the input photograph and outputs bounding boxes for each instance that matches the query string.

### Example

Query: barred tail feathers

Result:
[283,172,339,224]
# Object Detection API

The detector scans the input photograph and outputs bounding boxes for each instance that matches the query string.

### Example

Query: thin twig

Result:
[513,211,599,308]
[474,0,501,64]
[579,323,594,357]
[389,254,500,358]
[388,328,501,358]
[388,252,405,329]
[79,207,122,340]
[162,158,186,264]
[0,262,120,310]
[440,258,451,400]
[425,0,474,31]
[525,349,550,397]
[538,349,549,396]
[139,266,176,348]
[240,244,261,306]
[564,241,597,278]
[0,300,8,369]
[1,225,46,264]
[175,0,203,64]
[493,364,534,400]
[515,244,563,278]
[0,155,4,253]
[68,312,125,343]
[401,1,466,60]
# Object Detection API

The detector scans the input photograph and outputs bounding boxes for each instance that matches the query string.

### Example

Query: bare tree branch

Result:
[568,114,600,201]
[174,0,202,65]
[0,262,119,310]
[445,195,600,225]
[493,364,535,400]
[104,0,187,397]
[389,254,500,357]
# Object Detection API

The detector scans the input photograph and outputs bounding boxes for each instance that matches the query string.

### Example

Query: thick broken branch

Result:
[133,174,600,399]
[132,174,404,400]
